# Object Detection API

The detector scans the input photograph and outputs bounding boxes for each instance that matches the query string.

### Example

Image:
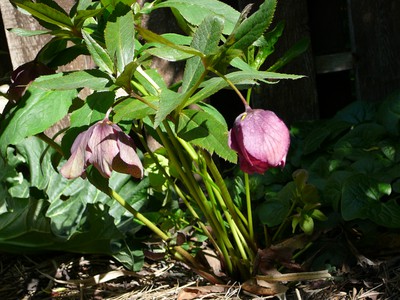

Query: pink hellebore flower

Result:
[228,107,290,174]
[60,117,143,179]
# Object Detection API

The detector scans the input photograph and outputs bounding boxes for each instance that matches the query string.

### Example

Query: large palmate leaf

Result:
[0,75,77,156]
[0,137,148,270]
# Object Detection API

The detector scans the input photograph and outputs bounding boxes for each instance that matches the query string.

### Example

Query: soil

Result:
[1,251,399,300]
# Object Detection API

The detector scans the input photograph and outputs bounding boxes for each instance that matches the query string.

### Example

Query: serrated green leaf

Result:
[35,70,113,90]
[181,15,224,93]
[154,0,239,35]
[228,0,276,51]
[177,109,236,162]
[105,10,135,74]
[12,0,73,30]
[155,89,185,128]
[188,70,302,105]
[0,80,76,156]
[82,30,115,74]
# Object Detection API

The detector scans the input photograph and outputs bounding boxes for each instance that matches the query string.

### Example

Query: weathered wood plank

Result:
[348,0,400,102]
[253,0,319,124]
[0,0,93,71]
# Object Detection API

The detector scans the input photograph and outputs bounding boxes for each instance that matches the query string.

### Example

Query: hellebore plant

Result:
[0,0,304,282]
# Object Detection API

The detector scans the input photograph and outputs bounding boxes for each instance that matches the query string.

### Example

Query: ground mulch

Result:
[0,251,399,300]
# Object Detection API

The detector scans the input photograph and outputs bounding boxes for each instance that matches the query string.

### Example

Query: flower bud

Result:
[228,108,290,174]
[61,117,143,179]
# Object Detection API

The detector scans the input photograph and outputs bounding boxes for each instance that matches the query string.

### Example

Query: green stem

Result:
[244,173,254,242]
[108,188,210,271]
[176,69,208,111]
[208,67,249,109]
[36,133,64,156]
[155,123,222,242]
[203,151,256,253]
[109,188,169,240]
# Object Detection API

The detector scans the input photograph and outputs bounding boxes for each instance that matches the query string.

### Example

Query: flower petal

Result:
[87,120,119,178]
[229,109,290,174]
[60,130,92,179]
[113,131,143,178]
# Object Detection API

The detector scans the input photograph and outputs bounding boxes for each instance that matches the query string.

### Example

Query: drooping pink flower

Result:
[228,107,290,174]
[60,117,143,179]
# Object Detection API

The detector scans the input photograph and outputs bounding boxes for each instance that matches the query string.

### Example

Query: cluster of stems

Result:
[105,64,258,281]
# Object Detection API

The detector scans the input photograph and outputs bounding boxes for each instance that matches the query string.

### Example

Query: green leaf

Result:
[252,21,285,69]
[145,34,193,62]
[376,92,400,135]
[15,137,56,190]
[155,89,185,128]
[105,10,135,74]
[335,100,377,124]
[188,70,302,105]
[34,70,113,90]
[258,197,291,227]
[302,120,351,155]
[9,28,50,37]
[181,15,224,93]
[82,30,115,74]
[228,0,276,51]
[177,108,237,162]
[115,61,138,90]
[11,0,73,30]
[267,37,310,72]
[154,0,240,35]
[0,79,77,156]
[136,26,205,58]
[133,68,167,96]
[70,91,115,128]
[334,123,387,160]
[113,97,158,122]
[342,174,400,228]
[73,8,105,30]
